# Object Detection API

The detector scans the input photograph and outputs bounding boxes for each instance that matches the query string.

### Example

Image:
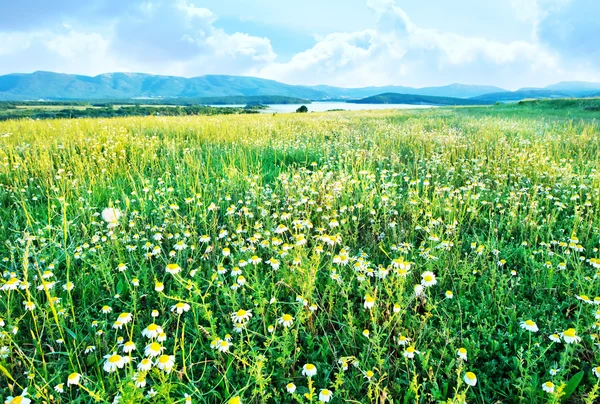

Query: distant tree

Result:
[296,105,308,113]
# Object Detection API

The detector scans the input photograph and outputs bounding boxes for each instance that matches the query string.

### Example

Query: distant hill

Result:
[0,71,327,101]
[1,71,599,103]
[348,93,492,106]
[309,83,505,99]
[472,82,600,102]
[0,71,505,101]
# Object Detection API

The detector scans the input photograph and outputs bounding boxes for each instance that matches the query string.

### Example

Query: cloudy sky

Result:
[1,0,598,89]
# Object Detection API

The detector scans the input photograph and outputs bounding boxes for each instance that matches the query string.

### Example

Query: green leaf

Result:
[562,371,584,403]
[116,278,124,295]
[0,364,15,381]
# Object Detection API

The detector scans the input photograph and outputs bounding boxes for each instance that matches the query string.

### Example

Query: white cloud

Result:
[258,1,560,88]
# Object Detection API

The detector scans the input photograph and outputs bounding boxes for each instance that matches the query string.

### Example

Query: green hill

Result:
[348,92,491,106]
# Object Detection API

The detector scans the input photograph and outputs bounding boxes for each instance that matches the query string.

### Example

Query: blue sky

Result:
[0,0,598,89]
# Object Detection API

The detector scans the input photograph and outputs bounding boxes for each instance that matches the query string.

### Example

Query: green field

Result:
[1,106,600,403]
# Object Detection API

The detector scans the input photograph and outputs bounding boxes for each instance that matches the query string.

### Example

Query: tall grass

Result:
[1,109,600,403]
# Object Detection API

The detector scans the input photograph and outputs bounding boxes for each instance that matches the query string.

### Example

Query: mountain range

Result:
[0,71,599,103]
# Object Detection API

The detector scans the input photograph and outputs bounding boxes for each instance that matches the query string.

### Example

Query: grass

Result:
[1,107,600,403]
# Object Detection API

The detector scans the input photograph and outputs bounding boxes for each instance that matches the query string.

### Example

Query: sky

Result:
[0,0,599,89]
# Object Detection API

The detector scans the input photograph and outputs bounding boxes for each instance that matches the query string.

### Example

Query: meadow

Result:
[1,106,600,403]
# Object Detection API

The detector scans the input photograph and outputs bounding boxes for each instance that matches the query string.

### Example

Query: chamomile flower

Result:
[464,372,477,386]
[166,263,181,275]
[457,347,468,361]
[117,312,133,324]
[561,328,581,344]
[171,302,191,314]
[278,314,294,327]
[365,370,375,380]
[549,333,561,343]
[4,388,31,404]
[138,358,153,371]
[102,207,121,228]
[397,334,411,346]
[122,341,136,354]
[54,383,64,393]
[67,372,81,386]
[542,381,555,393]
[217,340,232,352]
[286,383,296,393]
[156,354,175,372]
[319,389,332,402]
[142,323,163,339]
[445,290,454,299]
[145,342,164,357]
[364,294,375,310]
[421,271,437,287]
[593,366,600,378]
[103,353,130,372]
[520,320,539,332]
[231,309,252,323]
[404,346,419,358]
[302,363,317,377]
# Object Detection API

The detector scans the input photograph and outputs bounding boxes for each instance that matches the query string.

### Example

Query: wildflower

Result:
[134,373,147,388]
[404,346,419,358]
[278,314,294,328]
[116,263,127,272]
[397,334,411,346]
[319,389,332,402]
[364,294,375,310]
[561,328,581,344]
[101,305,112,314]
[445,290,454,299]
[414,284,424,297]
[421,271,437,287]
[117,312,133,324]
[67,372,81,386]
[55,383,64,393]
[102,207,121,228]
[155,281,164,292]
[23,301,35,311]
[363,329,370,338]
[2,277,20,291]
[138,358,153,371]
[520,320,539,332]
[302,363,317,377]
[166,263,181,275]
[218,340,232,352]
[156,354,175,372]
[171,302,191,314]
[227,397,241,404]
[103,353,130,372]
[549,368,560,376]
[549,333,561,343]
[365,370,375,380]
[464,372,477,386]
[4,388,31,404]
[576,295,592,304]
[457,347,468,361]
[231,309,252,323]
[85,345,96,354]
[145,342,164,357]
[393,303,401,313]
[123,341,136,354]
[542,381,555,393]
[142,323,163,339]
[151,310,159,318]
[593,366,600,378]
[286,383,297,393]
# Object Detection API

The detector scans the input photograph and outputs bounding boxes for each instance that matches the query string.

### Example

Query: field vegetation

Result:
[1,106,600,403]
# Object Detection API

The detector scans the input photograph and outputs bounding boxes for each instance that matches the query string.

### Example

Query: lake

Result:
[210,102,435,113]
